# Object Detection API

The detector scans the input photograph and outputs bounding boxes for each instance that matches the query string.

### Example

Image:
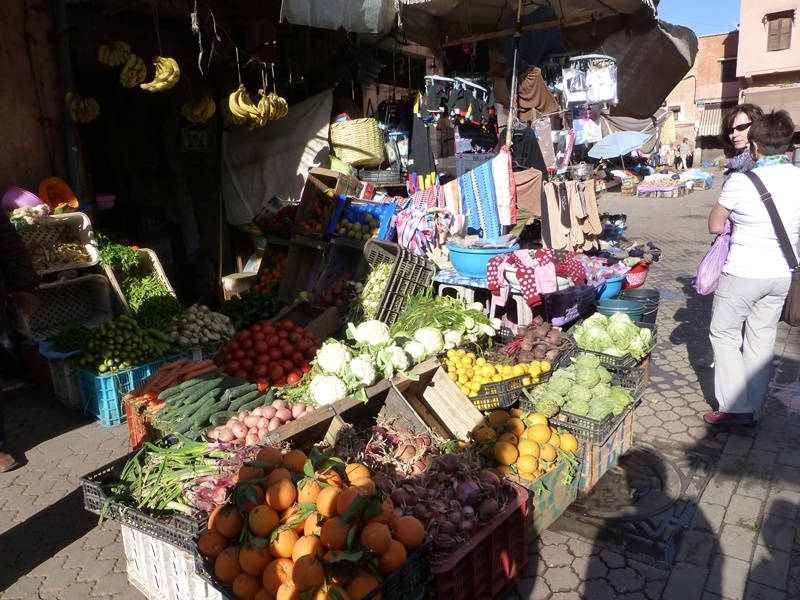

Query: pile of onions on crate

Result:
[499,315,575,364]
[332,422,516,563]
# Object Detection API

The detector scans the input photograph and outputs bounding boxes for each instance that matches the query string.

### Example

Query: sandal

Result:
[0,451,19,473]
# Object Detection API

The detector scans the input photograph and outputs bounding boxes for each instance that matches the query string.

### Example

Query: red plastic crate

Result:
[124,401,151,450]
[428,482,529,600]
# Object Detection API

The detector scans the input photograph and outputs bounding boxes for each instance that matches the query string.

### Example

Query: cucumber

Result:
[192,398,230,428]
[227,383,258,400]
[221,377,250,389]
[172,393,219,431]
[229,390,263,412]
[176,371,221,390]
[180,378,224,407]
[237,394,271,413]
[185,425,214,441]
[209,411,239,427]
[157,385,184,401]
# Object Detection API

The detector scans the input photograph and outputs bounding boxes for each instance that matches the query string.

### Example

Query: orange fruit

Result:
[516,438,540,458]
[527,412,549,427]
[256,446,283,472]
[316,469,344,488]
[509,408,524,418]
[214,546,242,585]
[292,534,324,562]
[487,409,511,425]
[298,478,322,504]
[232,572,263,600]
[360,522,391,554]
[475,427,497,442]
[255,588,275,600]
[323,550,352,586]
[304,511,323,536]
[377,539,406,575]
[498,432,518,445]
[316,486,342,518]
[363,497,394,525]
[344,463,371,483]
[269,527,299,559]
[319,516,351,550]
[267,479,297,511]
[276,580,301,600]
[262,557,294,596]
[239,465,266,483]
[336,487,367,518]
[282,504,308,534]
[346,571,381,600]
[493,441,519,466]
[239,543,273,576]
[516,454,538,474]
[249,504,281,538]
[560,432,579,453]
[282,449,308,474]
[208,504,224,531]
[526,424,552,444]
[349,477,376,494]
[538,443,557,463]
[215,505,245,538]
[291,554,326,591]
[198,528,228,559]
[505,417,526,437]
[312,584,351,600]
[392,515,425,551]
[266,467,293,486]
[242,483,267,513]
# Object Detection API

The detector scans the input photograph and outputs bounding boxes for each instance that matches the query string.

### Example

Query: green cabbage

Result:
[579,328,615,353]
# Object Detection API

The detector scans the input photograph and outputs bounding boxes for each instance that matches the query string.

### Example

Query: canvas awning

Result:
[600,108,668,153]
[698,106,723,137]
[741,87,800,131]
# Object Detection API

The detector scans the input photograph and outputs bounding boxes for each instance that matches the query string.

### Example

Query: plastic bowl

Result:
[446,243,520,279]
[597,272,626,299]
[596,299,645,322]
[1,187,44,212]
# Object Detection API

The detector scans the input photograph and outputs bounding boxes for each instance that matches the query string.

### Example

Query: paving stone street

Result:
[1,172,798,600]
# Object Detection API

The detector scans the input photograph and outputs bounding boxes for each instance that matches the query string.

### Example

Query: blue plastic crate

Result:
[327,197,397,242]
[78,354,185,427]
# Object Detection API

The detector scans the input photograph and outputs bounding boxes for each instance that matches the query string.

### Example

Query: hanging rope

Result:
[150,0,162,56]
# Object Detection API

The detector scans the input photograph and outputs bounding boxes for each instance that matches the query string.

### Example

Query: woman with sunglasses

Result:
[721,103,764,181]
[703,110,800,427]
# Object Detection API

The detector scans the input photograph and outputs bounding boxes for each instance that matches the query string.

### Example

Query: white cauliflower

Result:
[310,374,348,405]
[403,340,427,363]
[381,345,411,373]
[443,329,464,350]
[348,354,378,387]
[348,320,393,346]
[315,341,352,376]
[414,327,445,355]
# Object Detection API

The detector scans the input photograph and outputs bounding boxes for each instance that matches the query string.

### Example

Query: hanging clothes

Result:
[516,66,561,121]
[496,126,548,177]
[541,180,602,250]
[513,168,543,216]
[407,105,437,193]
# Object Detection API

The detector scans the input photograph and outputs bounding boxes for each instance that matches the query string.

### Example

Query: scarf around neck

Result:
[755,155,791,168]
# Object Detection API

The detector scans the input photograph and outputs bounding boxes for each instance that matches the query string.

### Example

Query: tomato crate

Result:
[195,535,430,600]
[428,482,529,600]
[364,239,437,328]
[578,408,634,493]
[80,443,206,552]
[122,525,221,600]
[327,196,398,242]
[77,354,185,427]
[16,273,114,341]
[573,322,657,369]
[17,212,99,275]
[510,448,581,538]
[294,167,360,237]
[471,371,552,411]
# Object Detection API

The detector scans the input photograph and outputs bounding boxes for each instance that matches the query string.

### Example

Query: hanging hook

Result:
[235,47,242,86]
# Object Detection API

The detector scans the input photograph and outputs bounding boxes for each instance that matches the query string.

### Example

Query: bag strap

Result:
[744,171,799,271]
[365,99,375,118]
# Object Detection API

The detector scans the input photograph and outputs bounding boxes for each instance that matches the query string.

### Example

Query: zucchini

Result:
[237,394,271,413]
[192,398,230,428]
[209,411,239,427]
[229,390,263,412]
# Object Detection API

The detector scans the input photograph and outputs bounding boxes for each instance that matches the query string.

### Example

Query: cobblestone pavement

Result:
[1,172,798,600]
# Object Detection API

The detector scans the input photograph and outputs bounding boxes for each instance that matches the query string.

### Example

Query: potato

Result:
[243,415,260,429]
[271,399,289,410]
[245,433,260,445]
[261,406,277,420]
[275,408,292,422]
[268,417,282,432]
[291,402,306,419]
[231,421,248,439]
[217,428,235,443]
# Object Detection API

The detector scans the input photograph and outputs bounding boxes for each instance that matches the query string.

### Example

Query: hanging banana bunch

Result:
[140,56,180,92]
[220,98,246,125]
[120,54,147,88]
[65,92,100,124]
[181,96,216,124]
[226,85,289,130]
[98,41,131,67]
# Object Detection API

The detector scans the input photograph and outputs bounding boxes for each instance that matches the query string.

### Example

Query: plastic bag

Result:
[694,221,731,295]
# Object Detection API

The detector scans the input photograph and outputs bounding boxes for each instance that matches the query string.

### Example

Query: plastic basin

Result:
[446,243,520,279]
[596,299,645,322]
[2,187,44,212]
[619,288,661,324]
[597,273,626,299]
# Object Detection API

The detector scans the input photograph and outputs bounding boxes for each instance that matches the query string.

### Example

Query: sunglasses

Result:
[726,122,752,135]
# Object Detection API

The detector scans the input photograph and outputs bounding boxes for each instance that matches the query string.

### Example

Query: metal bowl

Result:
[568,162,593,178]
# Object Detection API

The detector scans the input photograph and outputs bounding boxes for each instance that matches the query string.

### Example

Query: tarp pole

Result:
[505,0,523,149]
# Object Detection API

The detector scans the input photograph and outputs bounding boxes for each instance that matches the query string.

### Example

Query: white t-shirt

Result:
[718,163,800,278]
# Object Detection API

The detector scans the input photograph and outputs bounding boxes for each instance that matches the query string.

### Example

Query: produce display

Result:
[24,233,91,272]
[523,353,637,420]
[441,349,550,400]
[295,189,335,237]
[214,319,318,387]
[180,95,217,125]
[501,316,574,363]
[251,252,287,295]
[139,55,180,92]
[49,323,93,355]
[353,262,392,321]
[65,91,100,124]
[119,53,147,88]
[470,408,580,482]
[97,40,130,66]
[313,273,357,311]
[333,214,382,241]
[226,85,289,129]
[572,313,653,360]
[205,399,316,444]
[79,315,176,373]
[123,357,218,413]
[133,295,185,331]
[219,292,276,329]
[166,303,235,350]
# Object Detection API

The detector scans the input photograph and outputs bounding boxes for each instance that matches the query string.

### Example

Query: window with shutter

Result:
[767,12,793,52]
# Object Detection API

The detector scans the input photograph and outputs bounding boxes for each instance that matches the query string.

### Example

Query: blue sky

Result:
[657,0,741,36]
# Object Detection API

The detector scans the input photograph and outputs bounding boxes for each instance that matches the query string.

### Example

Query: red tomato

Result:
[286,373,301,385]
[268,347,283,361]
[261,324,276,335]
[240,358,254,371]
[225,360,240,372]
[227,340,241,351]
[235,329,251,341]
[255,353,270,365]
[277,330,289,340]
[234,369,250,379]
[257,381,270,392]
[267,364,284,381]
[300,363,312,374]
[274,377,287,387]
[241,339,254,350]
[280,343,294,357]
[266,334,280,347]
[280,359,295,374]
[252,332,265,342]
[303,346,318,360]
[295,339,311,353]
[250,323,262,332]
[289,333,303,343]
[292,326,305,335]
[234,349,246,361]
[302,331,315,340]
[253,364,268,378]
[291,351,305,366]
[279,319,294,331]
[255,341,269,354]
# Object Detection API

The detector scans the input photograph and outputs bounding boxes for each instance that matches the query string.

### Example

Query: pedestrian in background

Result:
[0,213,40,472]
[679,138,689,170]
[703,110,800,427]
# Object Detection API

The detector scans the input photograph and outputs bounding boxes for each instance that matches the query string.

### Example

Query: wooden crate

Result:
[578,409,634,493]
[621,185,636,196]
[276,236,328,304]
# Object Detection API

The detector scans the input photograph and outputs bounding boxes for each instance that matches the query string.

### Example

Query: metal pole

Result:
[505,0,523,149]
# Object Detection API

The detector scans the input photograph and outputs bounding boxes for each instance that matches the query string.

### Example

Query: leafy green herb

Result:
[51,323,94,353]
[96,232,140,273]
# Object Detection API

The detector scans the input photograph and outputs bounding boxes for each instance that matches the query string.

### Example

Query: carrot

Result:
[179,360,217,381]
[147,399,166,413]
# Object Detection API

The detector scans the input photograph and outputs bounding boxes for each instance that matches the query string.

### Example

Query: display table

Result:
[434,268,490,306]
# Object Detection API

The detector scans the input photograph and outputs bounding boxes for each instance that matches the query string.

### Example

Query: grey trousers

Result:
[709,273,790,418]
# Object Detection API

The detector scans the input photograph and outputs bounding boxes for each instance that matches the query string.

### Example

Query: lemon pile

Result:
[443,349,551,398]
[473,409,579,481]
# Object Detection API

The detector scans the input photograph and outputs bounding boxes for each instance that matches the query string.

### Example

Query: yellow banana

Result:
[120,54,146,87]
[199,97,216,122]
[220,99,246,125]
[236,87,261,121]
[228,87,250,120]
[113,41,130,65]
[141,56,179,91]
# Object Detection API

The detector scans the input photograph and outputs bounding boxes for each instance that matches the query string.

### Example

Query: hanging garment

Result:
[578,180,603,248]
[513,168,543,216]
[492,146,517,227]
[407,111,437,193]
[534,118,557,170]
[496,126,548,177]
[542,181,570,249]
[562,67,587,107]
[516,66,561,121]
[442,178,461,216]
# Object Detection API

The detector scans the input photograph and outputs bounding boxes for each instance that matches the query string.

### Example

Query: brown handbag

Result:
[744,171,800,327]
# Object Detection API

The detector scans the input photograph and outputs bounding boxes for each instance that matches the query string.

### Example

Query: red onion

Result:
[462,505,475,518]
[442,488,456,500]
[434,534,457,553]
[412,504,429,521]
[438,453,462,474]
[391,488,412,506]
[456,480,482,507]
[394,444,416,462]
[437,518,457,537]
[478,498,499,521]
[477,469,501,490]
[448,510,462,522]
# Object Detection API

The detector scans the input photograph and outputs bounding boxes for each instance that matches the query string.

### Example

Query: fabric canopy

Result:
[600,108,668,154]
[697,106,723,137]
[741,87,800,131]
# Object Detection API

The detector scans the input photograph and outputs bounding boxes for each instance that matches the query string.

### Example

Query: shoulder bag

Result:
[744,171,800,327]
[693,220,731,296]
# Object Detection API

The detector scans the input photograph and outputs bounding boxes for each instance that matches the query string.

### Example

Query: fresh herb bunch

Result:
[134,295,185,330]
[96,232,140,273]
[51,323,94,354]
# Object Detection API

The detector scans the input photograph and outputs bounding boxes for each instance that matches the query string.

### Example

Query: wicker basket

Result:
[330,118,384,167]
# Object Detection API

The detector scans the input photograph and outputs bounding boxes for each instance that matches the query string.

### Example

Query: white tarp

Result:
[280,0,396,33]
[221,89,333,226]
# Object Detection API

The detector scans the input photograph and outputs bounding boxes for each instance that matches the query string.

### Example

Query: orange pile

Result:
[296,189,335,237]
[198,445,426,600]
[252,252,287,295]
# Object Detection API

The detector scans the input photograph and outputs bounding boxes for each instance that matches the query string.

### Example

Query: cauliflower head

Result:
[413,327,445,356]
[310,374,348,405]
[348,320,393,346]
[348,354,378,387]
[315,341,352,375]
[381,345,411,373]
[403,340,428,363]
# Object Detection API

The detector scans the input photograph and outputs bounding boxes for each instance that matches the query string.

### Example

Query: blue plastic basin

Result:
[446,243,520,279]
[597,273,626,300]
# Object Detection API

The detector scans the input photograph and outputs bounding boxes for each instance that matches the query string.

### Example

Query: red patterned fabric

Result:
[487,249,587,307]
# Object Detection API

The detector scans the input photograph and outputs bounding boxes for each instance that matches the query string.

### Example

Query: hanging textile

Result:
[492,147,516,226]
[572,108,602,145]
[534,118,557,171]
[516,66,561,121]
[513,168,543,216]
[458,147,516,238]
[541,180,602,250]
[407,108,437,193]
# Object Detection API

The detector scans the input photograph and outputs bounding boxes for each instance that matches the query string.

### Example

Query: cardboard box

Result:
[578,410,634,493]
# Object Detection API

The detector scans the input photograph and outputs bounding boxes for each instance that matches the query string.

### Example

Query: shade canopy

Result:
[588,131,653,159]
